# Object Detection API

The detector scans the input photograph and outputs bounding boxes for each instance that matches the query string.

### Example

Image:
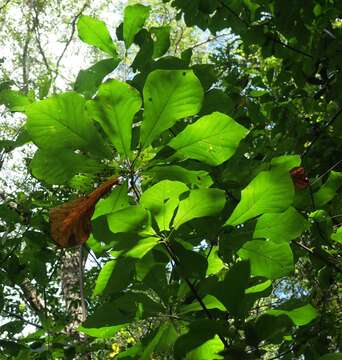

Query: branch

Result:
[162,240,229,349]
[301,107,342,158]
[1,310,43,329]
[53,1,89,85]
[0,0,11,12]
[218,0,313,59]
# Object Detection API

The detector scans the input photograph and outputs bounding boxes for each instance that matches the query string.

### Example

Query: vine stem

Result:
[162,240,229,349]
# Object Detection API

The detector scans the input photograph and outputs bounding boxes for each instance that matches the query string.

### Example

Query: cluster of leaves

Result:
[0,0,341,359]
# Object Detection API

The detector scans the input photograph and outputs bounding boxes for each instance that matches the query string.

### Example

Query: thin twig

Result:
[53,1,89,85]
[1,310,43,329]
[310,159,342,185]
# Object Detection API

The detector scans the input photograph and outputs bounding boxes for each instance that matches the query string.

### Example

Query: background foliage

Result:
[0,0,341,359]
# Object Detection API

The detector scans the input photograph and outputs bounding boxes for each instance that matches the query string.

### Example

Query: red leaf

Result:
[290,167,309,190]
[50,176,119,248]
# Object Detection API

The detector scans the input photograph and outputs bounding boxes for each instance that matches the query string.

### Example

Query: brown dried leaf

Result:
[50,176,119,248]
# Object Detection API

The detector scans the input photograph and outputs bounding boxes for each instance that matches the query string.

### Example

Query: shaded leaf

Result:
[74,58,120,98]
[30,149,102,185]
[140,180,188,231]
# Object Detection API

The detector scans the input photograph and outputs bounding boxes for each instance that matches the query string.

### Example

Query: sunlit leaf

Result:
[168,112,248,165]
[140,70,203,147]
[123,4,150,49]
[77,15,117,56]
[226,168,294,226]
[88,79,142,158]
[238,240,293,279]
[173,188,226,229]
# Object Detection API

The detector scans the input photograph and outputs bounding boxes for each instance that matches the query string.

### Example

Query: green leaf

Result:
[92,257,135,297]
[253,207,308,243]
[107,205,149,234]
[93,181,129,219]
[173,188,226,229]
[151,26,171,58]
[267,304,318,326]
[187,336,224,359]
[180,295,226,314]
[245,280,272,294]
[314,171,342,207]
[26,92,109,157]
[174,319,227,359]
[331,227,342,244]
[140,70,203,147]
[123,4,150,49]
[238,240,294,279]
[226,168,294,226]
[0,89,31,112]
[113,236,159,259]
[212,260,250,317]
[88,79,142,158]
[77,15,117,56]
[74,58,120,99]
[146,165,213,188]
[206,246,225,275]
[319,354,342,360]
[270,154,301,170]
[168,112,248,165]
[30,149,102,185]
[140,180,188,231]
[78,325,124,339]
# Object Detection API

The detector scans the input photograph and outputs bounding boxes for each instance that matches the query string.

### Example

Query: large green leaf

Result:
[174,320,227,359]
[238,240,294,279]
[226,168,294,226]
[173,188,226,229]
[253,207,308,243]
[88,80,142,158]
[168,112,248,165]
[180,295,226,314]
[140,180,188,231]
[146,165,213,188]
[123,4,150,49]
[314,171,342,207]
[93,181,129,219]
[92,258,135,297]
[107,205,149,234]
[74,58,120,99]
[187,336,224,360]
[77,15,117,56]
[267,304,317,326]
[30,149,102,185]
[26,92,109,157]
[140,70,203,147]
